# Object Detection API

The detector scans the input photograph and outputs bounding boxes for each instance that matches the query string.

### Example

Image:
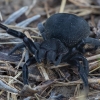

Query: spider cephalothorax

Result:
[0,13,100,92]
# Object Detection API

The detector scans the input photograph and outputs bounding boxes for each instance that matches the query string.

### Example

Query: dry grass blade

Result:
[1,0,100,99]
[0,24,39,34]
[87,54,100,61]
[64,8,100,16]
[0,33,42,40]
[24,30,33,41]
[89,65,100,73]
[54,78,100,86]
[16,49,26,70]
[8,71,22,84]
[25,0,37,16]
[69,90,100,100]
[44,1,50,18]
[33,80,56,92]
[0,42,22,44]
[37,63,50,80]
[0,72,22,95]
[0,75,23,85]
[59,0,67,13]
[0,12,3,21]
[69,0,100,9]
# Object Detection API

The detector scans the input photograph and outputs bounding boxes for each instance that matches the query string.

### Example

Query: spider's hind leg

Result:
[71,54,89,76]
[83,37,100,50]
[8,43,25,55]
[73,60,89,92]
[77,38,98,53]
[68,54,89,92]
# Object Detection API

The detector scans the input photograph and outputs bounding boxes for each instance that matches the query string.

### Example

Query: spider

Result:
[0,13,100,91]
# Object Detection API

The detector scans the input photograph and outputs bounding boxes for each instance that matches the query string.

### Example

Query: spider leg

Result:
[55,54,63,66]
[76,40,85,53]
[85,46,97,52]
[46,50,56,64]
[38,23,47,40]
[0,23,39,58]
[45,50,63,66]
[23,37,38,54]
[83,37,100,52]
[0,23,26,38]
[8,43,25,55]
[38,23,45,34]
[71,54,89,76]
[83,37,100,46]
[23,57,36,84]
[70,59,89,91]
[77,38,98,53]
[37,49,46,62]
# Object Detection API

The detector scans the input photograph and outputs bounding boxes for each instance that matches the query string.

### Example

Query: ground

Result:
[0,0,100,100]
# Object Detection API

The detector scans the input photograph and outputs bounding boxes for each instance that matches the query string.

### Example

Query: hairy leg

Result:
[70,54,89,76]
[63,52,89,92]
[77,38,99,53]
[8,43,25,55]
[23,57,37,84]
[70,59,89,92]
[0,23,40,61]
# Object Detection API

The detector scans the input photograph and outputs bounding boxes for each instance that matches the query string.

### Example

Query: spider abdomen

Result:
[44,13,90,47]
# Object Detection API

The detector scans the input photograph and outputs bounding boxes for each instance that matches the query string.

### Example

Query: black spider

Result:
[0,13,100,92]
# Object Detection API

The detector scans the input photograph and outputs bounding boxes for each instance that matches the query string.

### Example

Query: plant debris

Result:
[0,0,100,100]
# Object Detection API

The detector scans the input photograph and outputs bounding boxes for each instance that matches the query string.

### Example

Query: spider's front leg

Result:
[0,23,38,55]
[0,23,26,38]
[0,23,41,84]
